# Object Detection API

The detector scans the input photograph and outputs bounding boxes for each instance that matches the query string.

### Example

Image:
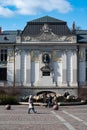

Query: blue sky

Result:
[0,0,87,31]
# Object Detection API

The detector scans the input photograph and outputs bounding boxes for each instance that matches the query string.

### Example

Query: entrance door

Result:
[0,68,7,81]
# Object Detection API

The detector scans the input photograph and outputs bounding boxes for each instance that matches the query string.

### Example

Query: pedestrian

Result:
[52,94,59,110]
[28,95,37,114]
[46,94,52,108]
[52,94,57,105]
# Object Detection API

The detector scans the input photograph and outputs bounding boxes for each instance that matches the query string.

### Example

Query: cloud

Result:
[0,0,72,17]
[0,6,14,17]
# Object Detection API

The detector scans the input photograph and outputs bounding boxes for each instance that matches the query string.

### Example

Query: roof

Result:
[75,30,87,34]
[3,30,18,35]
[22,16,72,36]
[75,30,87,43]
[29,16,66,23]
[0,30,21,44]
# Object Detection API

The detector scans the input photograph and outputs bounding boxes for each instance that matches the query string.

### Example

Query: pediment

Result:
[22,24,76,43]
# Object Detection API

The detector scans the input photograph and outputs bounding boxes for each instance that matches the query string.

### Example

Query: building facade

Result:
[0,16,87,96]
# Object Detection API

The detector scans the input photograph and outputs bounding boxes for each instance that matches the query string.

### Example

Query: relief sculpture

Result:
[22,24,76,43]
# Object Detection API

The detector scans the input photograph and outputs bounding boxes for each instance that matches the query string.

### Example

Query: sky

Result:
[0,0,87,31]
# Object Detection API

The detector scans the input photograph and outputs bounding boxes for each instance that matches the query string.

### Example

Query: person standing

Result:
[52,94,59,110]
[28,95,37,114]
[52,94,57,105]
[46,94,52,108]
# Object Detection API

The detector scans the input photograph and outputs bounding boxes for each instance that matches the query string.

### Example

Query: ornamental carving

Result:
[79,50,84,61]
[41,24,51,33]
[31,51,40,62]
[40,64,53,72]
[22,33,76,43]
[22,36,31,41]
[8,49,14,62]
[53,50,62,62]
[22,24,76,43]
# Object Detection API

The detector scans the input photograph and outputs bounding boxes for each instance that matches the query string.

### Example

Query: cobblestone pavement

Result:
[0,105,87,130]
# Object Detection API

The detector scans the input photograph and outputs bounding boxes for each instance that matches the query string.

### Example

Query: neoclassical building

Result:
[0,16,87,96]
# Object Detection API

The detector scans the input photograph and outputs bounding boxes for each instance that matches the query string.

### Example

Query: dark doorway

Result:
[0,68,7,81]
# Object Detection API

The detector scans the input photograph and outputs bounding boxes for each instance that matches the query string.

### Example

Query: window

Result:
[0,68,7,81]
[0,49,7,62]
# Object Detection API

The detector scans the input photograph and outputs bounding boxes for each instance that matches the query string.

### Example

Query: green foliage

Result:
[67,97,81,102]
[57,96,66,102]
[0,95,19,105]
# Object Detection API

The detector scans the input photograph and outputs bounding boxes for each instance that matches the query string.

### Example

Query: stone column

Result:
[53,50,62,86]
[7,49,14,85]
[25,51,31,86]
[62,51,67,86]
[15,51,21,85]
[31,51,40,86]
[70,51,78,86]
[67,51,72,86]
[53,61,58,86]
[79,48,85,85]
[20,50,26,86]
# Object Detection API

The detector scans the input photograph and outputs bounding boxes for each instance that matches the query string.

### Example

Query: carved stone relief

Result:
[53,50,62,62]
[8,49,14,62]
[22,24,76,43]
[31,51,40,62]
[79,50,85,61]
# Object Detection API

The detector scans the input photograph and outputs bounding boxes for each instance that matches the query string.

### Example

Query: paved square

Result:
[0,105,87,130]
